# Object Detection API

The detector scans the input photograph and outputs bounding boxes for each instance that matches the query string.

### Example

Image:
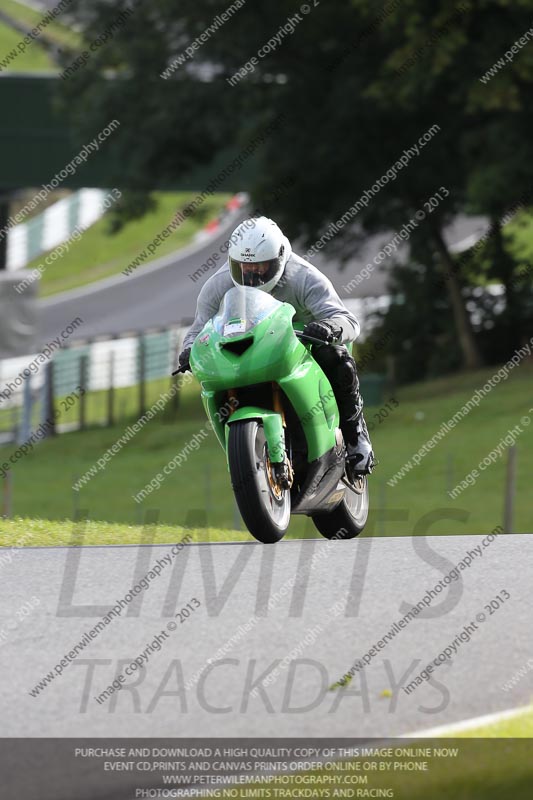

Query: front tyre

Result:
[228,420,291,543]
[312,476,369,540]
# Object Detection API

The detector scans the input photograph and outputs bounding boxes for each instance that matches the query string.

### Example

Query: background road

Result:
[37,212,488,344]
[1,532,530,737]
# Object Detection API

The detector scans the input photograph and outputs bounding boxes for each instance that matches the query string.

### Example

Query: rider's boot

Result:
[342,409,375,476]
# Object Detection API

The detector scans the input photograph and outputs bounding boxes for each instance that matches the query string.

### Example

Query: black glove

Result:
[303,320,343,344]
[177,347,191,373]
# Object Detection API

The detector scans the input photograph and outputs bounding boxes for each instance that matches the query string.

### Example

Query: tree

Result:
[61,0,533,375]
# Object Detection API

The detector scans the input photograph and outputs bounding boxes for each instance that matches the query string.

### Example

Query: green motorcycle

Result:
[182,286,369,543]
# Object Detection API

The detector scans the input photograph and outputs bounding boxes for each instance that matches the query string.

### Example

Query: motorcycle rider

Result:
[178,216,374,475]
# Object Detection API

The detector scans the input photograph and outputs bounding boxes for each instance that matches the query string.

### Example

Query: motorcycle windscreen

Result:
[212,286,282,337]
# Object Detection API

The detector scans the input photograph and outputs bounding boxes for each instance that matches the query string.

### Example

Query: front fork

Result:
[224,383,294,491]
[271,383,294,489]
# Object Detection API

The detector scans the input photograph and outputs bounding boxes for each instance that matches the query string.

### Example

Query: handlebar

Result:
[294,330,339,346]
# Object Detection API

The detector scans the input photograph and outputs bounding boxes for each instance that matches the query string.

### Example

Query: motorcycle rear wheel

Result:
[312,475,369,539]
[228,419,291,543]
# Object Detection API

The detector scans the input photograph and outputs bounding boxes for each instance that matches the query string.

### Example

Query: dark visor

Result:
[229,256,283,287]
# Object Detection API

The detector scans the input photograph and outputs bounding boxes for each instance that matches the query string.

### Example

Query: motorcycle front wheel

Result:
[228,419,291,543]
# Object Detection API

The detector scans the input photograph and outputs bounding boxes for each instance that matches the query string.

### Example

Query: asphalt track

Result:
[1,532,531,738]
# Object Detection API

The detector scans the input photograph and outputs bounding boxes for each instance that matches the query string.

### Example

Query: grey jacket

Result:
[182,251,360,350]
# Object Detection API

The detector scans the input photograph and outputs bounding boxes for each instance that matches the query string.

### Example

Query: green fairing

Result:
[190,288,339,464]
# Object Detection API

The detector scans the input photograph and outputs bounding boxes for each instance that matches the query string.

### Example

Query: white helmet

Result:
[228,216,291,293]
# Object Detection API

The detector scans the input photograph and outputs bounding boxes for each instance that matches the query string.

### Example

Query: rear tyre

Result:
[228,419,291,543]
[312,476,369,539]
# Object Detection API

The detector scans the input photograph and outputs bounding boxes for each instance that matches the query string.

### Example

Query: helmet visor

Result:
[229,256,283,288]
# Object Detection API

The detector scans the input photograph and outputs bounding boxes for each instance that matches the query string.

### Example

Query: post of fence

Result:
[503,445,517,534]
[138,334,146,418]
[11,405,17,443]
[42,361,56,437]
[1,471,12,518]
[17,375,32,445]
[107,350,115,427]
[79,355,88,431]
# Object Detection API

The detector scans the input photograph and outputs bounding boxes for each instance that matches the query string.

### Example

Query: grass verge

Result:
[0,19,54,70]
[224,710,533,799]
[1,0,80,49]
[0,361,532,541]
[25,192,231,296]
[451,706,533,737]
[0,516,249,547]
